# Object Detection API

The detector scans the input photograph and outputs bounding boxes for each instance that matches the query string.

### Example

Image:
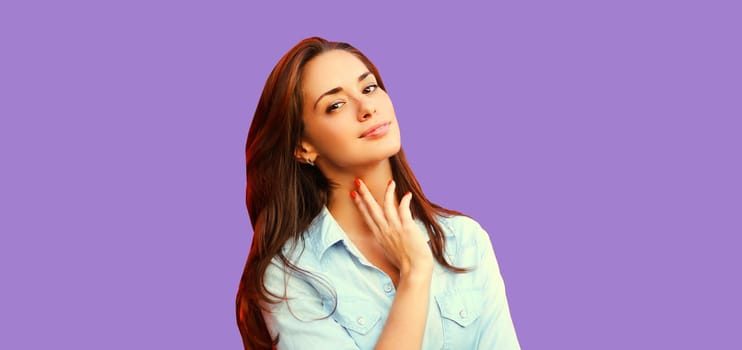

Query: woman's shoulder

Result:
[435,213,489,241]
[433,213,495,262]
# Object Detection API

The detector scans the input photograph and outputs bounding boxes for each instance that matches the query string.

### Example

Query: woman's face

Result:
[297,49,401,170]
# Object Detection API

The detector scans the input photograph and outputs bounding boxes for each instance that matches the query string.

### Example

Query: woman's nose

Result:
[357,96,375,121]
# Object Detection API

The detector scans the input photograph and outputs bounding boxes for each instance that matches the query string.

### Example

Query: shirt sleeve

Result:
[474,222,522,350]
[261,258,361,350]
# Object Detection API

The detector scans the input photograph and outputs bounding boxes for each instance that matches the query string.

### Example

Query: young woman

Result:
[236,37,521,350]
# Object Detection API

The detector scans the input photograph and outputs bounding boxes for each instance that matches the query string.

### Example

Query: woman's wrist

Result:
[400,260,434,282]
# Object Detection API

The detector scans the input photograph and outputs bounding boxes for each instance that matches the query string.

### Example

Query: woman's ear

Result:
[294,139,318,164]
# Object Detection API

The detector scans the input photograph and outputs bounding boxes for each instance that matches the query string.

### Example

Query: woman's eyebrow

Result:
[313,71,373,110]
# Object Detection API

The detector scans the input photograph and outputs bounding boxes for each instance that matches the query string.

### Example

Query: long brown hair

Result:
[236,36,465,350]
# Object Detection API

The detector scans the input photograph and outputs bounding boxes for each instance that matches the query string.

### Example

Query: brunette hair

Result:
[236,36,465,350]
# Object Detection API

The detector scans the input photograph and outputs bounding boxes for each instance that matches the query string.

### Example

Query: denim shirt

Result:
[261,206,521,350]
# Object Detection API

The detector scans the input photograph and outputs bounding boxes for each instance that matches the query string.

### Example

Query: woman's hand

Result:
[350,178,434,277]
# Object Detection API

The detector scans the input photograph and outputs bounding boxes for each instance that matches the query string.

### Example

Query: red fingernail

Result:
[350,190,357,199]
[354,178,361,188]
[405,191,411,196]
[388,179,393,186]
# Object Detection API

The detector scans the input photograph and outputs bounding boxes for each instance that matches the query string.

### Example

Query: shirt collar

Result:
[314,206,345,259]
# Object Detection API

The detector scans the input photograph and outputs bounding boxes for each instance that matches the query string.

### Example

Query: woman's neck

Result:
[324,159,397,238]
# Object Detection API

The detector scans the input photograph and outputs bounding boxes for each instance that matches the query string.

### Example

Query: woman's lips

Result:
[360,121,391,138]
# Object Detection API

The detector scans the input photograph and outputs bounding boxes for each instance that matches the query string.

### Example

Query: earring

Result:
[305,157,315,166]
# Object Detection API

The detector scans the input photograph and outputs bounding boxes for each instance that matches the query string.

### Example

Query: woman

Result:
[236,37,520,350]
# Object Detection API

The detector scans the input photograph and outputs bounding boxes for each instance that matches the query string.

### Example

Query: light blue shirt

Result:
[262,206,521,350]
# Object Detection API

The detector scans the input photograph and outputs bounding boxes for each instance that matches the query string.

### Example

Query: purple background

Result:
[2,0,740,349]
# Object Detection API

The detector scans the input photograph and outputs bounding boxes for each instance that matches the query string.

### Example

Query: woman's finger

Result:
[355,178,390,232]
[351,189,381,234]
[383,180,402,229]
[398,191,414,225]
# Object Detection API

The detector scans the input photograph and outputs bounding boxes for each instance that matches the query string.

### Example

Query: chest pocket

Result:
[330,297,382,347]
[434,289,483,349]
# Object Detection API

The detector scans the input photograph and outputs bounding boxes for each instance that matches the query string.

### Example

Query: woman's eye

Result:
[363,84,378,94]
[326,102,344,113]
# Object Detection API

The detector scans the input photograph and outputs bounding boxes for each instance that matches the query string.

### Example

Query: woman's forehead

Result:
[302,50,370,91]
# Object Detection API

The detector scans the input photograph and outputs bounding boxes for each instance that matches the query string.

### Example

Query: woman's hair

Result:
[236,36,465,350]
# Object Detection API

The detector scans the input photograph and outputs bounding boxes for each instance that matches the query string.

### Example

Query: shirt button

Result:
[383,283,393,293]
[357,317,366,326]
[459,310,467,319]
